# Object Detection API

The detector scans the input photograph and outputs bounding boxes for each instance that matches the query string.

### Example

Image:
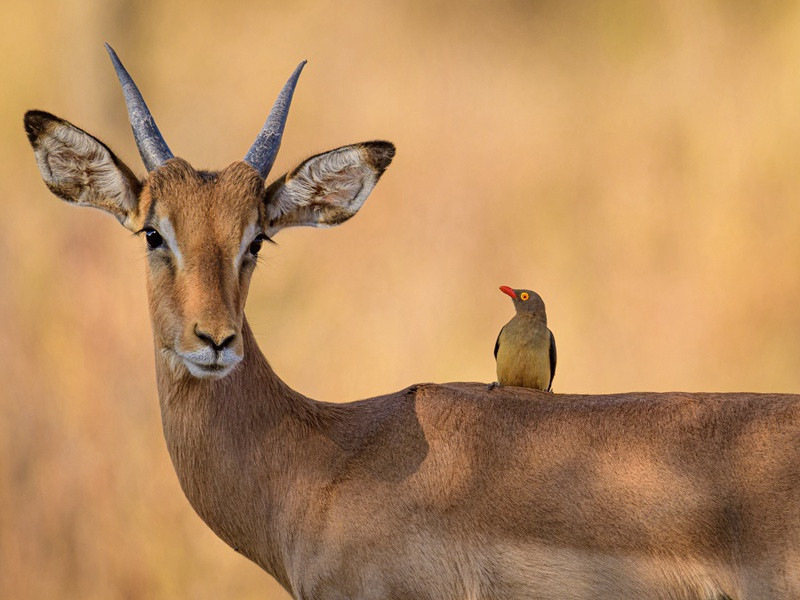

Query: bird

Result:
[492,285,556,391]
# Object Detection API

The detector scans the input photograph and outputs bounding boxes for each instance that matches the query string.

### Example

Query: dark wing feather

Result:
[548,329,557,391]
[494,326,505,359]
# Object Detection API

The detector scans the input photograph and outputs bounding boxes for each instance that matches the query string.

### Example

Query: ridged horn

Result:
[244,61,306,178]
[104,43,174,172]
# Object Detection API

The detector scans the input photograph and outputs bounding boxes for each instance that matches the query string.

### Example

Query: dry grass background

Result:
[3,0,800,597]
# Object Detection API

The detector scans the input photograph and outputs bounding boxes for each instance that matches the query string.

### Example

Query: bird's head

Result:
[499,285,547,320]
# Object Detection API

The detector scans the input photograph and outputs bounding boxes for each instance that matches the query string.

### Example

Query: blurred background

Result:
[3,0,800,597]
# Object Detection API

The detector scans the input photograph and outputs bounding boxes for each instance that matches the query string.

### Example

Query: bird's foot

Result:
[487,381,500,391]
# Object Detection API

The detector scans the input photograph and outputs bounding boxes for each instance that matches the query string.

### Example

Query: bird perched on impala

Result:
[493,286,556,391]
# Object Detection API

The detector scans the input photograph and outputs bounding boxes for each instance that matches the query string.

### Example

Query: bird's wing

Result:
[548,329,557,391]
[494,326,505,359]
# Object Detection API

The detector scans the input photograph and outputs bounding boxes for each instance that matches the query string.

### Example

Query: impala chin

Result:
[169,347,243,379]
[183,358,239,379]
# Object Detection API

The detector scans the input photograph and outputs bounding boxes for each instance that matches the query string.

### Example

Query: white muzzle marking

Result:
[177,345,242,379]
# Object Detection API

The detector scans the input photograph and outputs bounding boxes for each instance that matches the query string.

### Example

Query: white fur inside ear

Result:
[34,122,138,224]
[267,146,378,229]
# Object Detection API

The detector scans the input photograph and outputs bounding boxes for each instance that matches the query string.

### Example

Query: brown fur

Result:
[25,108,800,599]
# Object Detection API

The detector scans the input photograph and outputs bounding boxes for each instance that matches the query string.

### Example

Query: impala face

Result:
[25,47,394,380]
[140,160,266,378]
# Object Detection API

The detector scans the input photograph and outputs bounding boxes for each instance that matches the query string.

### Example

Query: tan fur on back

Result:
[159,332,800,599]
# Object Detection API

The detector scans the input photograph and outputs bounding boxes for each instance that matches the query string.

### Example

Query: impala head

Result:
[25,45,394,379]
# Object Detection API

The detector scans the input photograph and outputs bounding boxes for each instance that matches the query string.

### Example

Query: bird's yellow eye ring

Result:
[520,292,530,301]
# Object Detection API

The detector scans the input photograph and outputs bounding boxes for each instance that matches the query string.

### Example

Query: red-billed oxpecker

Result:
[493,286,556,391]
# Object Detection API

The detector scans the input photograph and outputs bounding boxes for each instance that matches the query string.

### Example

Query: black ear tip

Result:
[363,140,396,174]
[24,110,57,144]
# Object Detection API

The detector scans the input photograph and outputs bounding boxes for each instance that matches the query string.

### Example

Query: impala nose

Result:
[194,325,236,352]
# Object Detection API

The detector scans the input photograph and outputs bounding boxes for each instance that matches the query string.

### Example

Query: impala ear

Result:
[24,110,142,230]
[262,141,394,235]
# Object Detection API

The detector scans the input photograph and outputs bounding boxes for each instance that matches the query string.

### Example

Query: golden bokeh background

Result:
[4,0,800,597]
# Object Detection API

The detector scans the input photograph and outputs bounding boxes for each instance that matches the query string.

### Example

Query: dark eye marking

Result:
[248,233,275,257]
[142,228,163,250]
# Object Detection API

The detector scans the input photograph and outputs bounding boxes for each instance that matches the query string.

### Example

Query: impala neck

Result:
[155,317,309,426]
[153,317,318,587]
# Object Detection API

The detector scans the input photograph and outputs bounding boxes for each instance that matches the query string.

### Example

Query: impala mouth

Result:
[183,358,238,379]
[162,347,242,379]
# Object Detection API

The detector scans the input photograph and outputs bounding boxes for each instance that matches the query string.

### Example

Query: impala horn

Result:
[244,61,306,178]
[105,43,174,172]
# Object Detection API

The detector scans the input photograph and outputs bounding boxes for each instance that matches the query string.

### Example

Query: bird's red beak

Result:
[499,285,517,299]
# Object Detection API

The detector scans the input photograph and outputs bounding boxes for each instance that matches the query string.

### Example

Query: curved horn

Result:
[244,61,306,178]
[104,43,174,172]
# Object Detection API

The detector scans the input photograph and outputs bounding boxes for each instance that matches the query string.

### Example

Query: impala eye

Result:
[144,229,163,249]
[249,234,272,257]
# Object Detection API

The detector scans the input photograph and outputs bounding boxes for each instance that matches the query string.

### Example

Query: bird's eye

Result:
[144,229,163,249]
[520,292,530,301]
[249,234,272,257]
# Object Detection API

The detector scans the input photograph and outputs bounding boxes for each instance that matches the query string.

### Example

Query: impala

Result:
[24,45,800,599]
